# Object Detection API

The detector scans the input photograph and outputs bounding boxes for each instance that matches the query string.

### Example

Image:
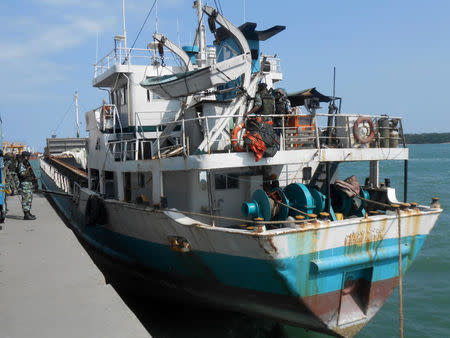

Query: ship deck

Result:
[0,194,149,338]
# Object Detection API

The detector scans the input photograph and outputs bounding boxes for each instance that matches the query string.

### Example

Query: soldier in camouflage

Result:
[17,151,36,220]
[244,82,275,121]
[273,88,293,135]
[4,154,20,195]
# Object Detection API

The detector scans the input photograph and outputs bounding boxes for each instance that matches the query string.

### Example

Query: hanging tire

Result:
[85,195,107,226]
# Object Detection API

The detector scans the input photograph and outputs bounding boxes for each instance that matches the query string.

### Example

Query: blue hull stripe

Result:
[43,173,428,299]
[82,220,428,298]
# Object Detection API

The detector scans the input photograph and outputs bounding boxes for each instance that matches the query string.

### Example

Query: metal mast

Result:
[74,91,80,138]
[122,0,128,51]
[194,0,206,67]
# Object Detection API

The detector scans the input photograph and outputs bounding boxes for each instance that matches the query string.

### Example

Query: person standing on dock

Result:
[5,154,20,195]
[17,151,36,220]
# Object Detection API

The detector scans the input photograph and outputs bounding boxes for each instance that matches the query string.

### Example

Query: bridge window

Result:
[215,173,239,190]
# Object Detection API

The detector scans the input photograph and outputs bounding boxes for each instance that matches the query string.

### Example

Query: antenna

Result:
[95,31,99,63]
[155,0,159,32]
[74,91,80,138]
[177,17,181,46]
[333,66,336,99]
[122,0,128,51]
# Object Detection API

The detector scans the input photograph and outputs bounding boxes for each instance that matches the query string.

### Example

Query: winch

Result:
[331,186,369,217]
[242,183,336,221]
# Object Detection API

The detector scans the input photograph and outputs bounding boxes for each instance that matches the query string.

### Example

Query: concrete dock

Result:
[0,194,150,338]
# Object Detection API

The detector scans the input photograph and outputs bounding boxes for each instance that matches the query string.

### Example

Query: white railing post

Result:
[157,127,161,158]
[313,116,321,149]
[135,139,139,160]
[182,119,186,156]
[205,117,210,154]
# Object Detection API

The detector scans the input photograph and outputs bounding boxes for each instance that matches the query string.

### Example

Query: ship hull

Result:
[40,167,441,337]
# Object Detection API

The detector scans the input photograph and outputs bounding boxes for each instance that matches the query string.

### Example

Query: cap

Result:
[22,151,31,157]
[273,88,287,96]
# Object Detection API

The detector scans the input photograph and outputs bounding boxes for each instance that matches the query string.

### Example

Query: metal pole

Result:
[74,91,80,138]
[404,160,408,202]
[122,0,127,51]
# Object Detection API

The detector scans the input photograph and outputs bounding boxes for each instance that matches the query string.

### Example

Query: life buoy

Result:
[353,116,375,144]
[231,121,246,152]
[85,194,107,226]
[102,105,111,119]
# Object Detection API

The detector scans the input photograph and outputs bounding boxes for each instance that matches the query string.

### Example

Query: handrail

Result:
[106,113,404,161]
[94,46,187,78]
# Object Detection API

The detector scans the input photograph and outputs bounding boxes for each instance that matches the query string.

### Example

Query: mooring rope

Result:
[397,208,404,338]
[273,200,314,218]
[154,207,309,225]
[354,194,405,338]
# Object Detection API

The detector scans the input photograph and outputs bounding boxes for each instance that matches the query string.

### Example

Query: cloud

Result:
[0,14,114,62]
[34,0,109,10]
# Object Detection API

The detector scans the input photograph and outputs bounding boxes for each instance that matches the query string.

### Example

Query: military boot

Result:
[24,211,36,220]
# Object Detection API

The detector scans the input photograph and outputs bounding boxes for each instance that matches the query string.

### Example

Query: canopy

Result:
[287,88,332,107]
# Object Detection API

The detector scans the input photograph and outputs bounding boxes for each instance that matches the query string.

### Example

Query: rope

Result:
[273,200,311,217]
[52,98,75,135]
[354,193,405,336]
[154,207,309,225]
[123,0,158,64]
[397,208,404,338]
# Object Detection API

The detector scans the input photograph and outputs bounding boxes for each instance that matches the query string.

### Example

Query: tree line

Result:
[404,133,450,144]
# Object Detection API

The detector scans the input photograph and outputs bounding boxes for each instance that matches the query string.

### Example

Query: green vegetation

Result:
[405,133,450,144]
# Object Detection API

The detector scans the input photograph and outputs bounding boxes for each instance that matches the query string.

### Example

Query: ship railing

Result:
[150,113,405,158]
[261,55,282,73]
[94,46,191,78]
[107,113,405,161]
[96,104,123,134]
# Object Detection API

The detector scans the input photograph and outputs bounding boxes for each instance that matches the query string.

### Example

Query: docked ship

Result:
[39,2,442,337]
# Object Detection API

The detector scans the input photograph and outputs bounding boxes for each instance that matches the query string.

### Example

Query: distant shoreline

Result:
[404,132,450,144]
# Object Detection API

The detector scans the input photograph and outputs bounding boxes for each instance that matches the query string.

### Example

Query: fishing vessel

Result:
[39,2,442,337]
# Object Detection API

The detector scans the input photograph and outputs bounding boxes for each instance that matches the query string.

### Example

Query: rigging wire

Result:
[216,0,224,15]
[52,98,75,135]
[123,0,158,64]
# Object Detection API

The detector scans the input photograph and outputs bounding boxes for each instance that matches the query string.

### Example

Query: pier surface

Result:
[0,194,150,338]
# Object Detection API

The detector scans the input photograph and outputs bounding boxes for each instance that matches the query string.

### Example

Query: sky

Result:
[1,0,449,151]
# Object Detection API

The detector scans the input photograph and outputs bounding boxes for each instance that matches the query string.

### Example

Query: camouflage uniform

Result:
[17,160,34,215]
[273,88,292,135]
[5,157,20,195]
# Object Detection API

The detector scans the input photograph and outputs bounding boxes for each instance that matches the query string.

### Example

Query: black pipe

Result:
[404,160,408,202]
[326,162,331,213]
[38,189,72,198]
